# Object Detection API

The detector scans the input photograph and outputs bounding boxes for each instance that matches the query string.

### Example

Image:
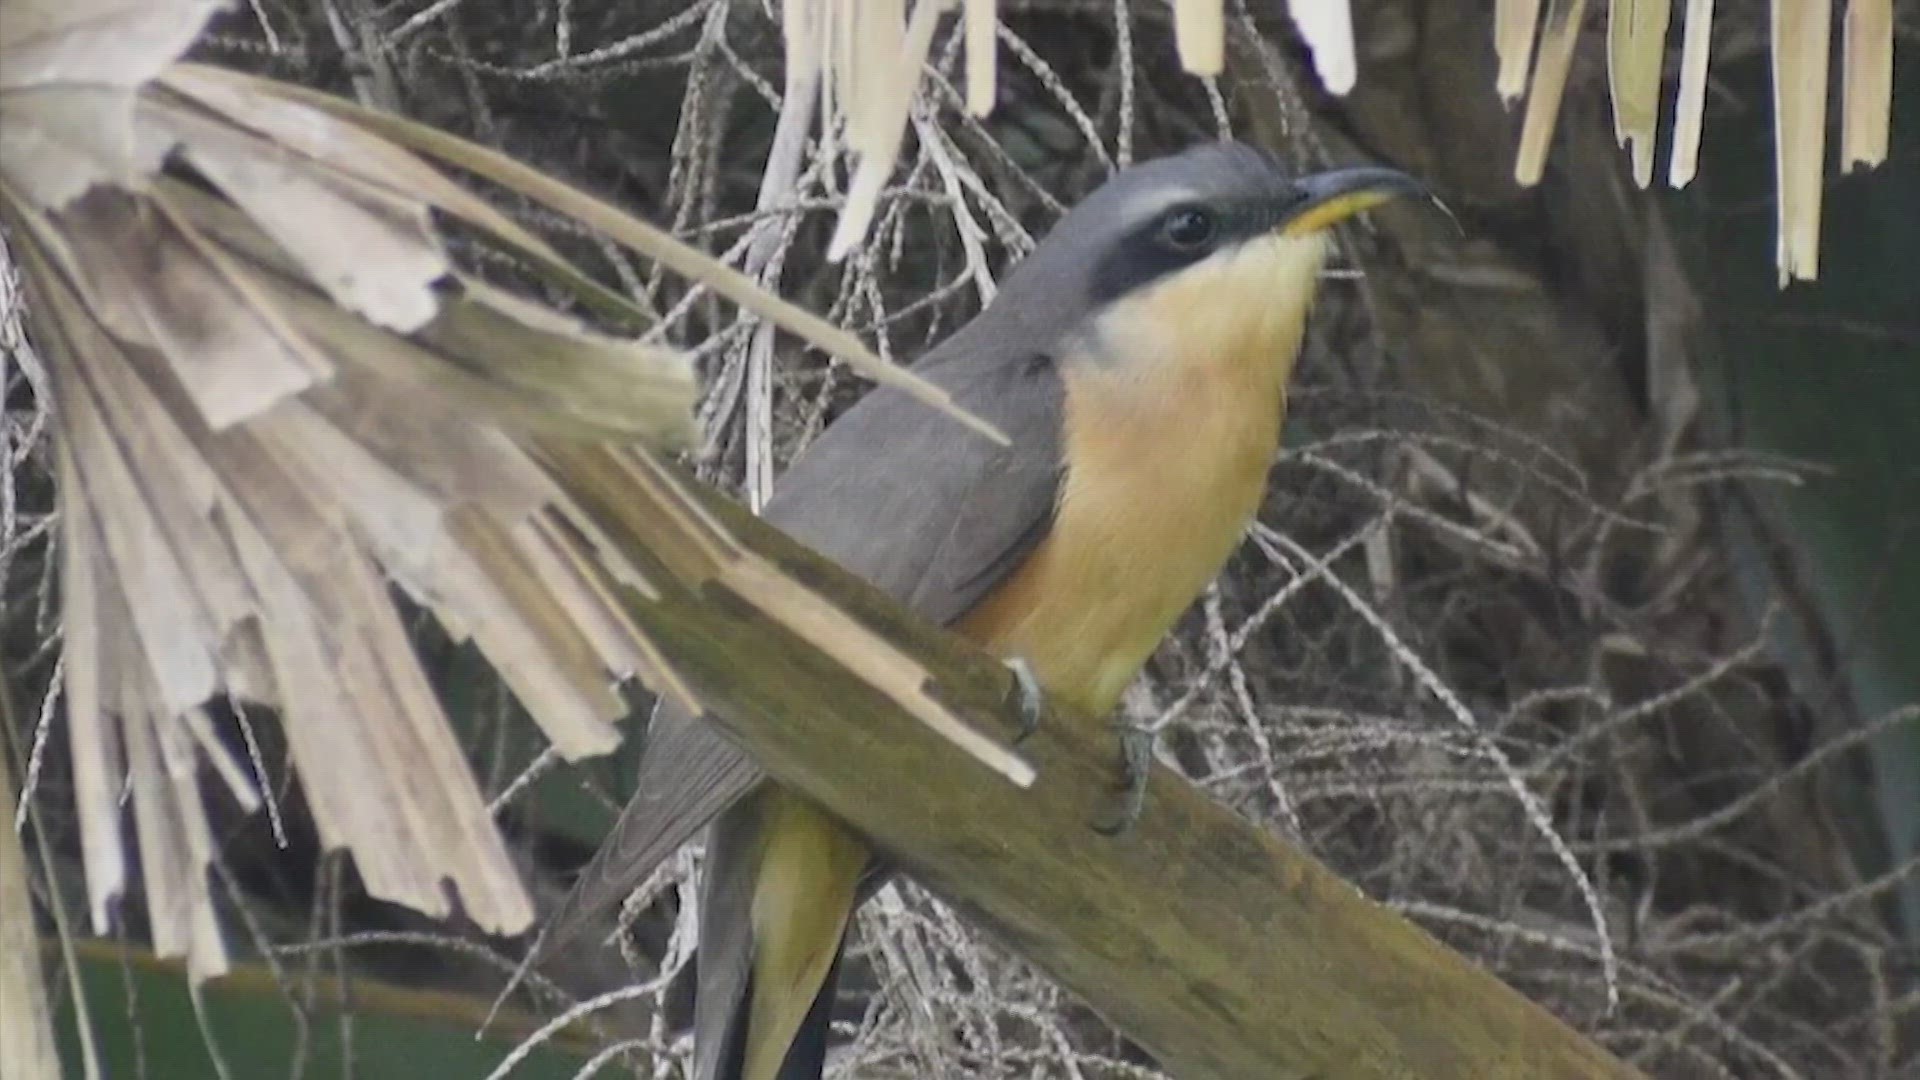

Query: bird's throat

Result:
[957,234,1326,714]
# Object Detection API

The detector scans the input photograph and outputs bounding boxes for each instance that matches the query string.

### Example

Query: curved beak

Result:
[1278,165,1432,237]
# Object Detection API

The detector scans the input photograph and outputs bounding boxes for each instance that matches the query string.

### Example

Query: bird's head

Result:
[986,142,1427,377]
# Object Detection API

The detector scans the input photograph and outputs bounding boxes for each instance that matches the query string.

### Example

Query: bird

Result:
[544,141,1425,1080]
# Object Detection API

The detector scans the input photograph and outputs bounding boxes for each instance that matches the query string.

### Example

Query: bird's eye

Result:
[1161,207,1217,251]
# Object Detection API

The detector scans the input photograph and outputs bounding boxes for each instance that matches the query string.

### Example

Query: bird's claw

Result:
[1091,720,1153,836]
[1003,656,1045,743]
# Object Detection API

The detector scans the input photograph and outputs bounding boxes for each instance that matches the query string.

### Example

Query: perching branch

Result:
[548,448,1647,1080]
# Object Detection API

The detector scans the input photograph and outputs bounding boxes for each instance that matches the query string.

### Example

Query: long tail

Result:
[695,788,867,1080]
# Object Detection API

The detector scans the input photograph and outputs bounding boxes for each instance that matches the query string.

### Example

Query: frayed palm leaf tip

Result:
[563,0,1896,289]
[1,0,701,977]
[1502,0,1897,284]
[810,1,1355,259]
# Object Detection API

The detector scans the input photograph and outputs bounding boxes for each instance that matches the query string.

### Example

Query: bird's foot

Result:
[1002,656,1045,743]
[1091,720,1153,836]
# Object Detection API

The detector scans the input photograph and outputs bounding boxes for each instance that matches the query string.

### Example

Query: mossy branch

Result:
[549,449,1646,1080]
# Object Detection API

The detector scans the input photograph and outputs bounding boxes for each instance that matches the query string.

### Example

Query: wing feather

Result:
[544,339,1063,951]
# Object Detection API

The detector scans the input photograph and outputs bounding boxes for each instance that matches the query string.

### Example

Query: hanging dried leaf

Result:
[1840,0,1892,171]
[1773,0,1832,284]
[965,0,998,115]
[1515,0,1592,186]
[1175,0,1226,75]
[1495,0,1544,102]
[1667,0,1714,187]
[1289,0,1357,95]
[1607,0,1673,188]
[1496,0,1896,279]
[0,719,59,1080]
[824,0,948,261]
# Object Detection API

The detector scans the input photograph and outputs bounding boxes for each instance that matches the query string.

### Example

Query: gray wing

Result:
[690,793,765,1080]
[539,703,762,953]
[540,338,1065,953]
[763,340,1066,625]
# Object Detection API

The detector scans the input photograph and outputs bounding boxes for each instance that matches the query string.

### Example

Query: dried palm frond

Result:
[1516,0,1594,187]
[1840,0,1894,170]
[814,0,1896,284]
[1607,0,1672,187]
[0,0,1026,988]
[799,0,953,259]
[1501,0,1898,284]
[3,0,690,975]
[1666,0,1713,186]
[1496,0,1546,101]
[1,709,58,1080]
[809,0,1356,254]
[1287,1,1358,94]
[1174,0,1229,74]
[1773,0,1834,284]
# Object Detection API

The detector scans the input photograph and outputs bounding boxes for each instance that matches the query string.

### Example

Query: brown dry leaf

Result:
[177,190,685,443]
[48,268,224,717]
[0,86,169,211]
[38,295,232,971]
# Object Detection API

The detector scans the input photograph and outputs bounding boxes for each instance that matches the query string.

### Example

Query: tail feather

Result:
[543,703,762,957]
[774,945,844,1080]
[711,944,845,1080]
[694,800,761,1080]
[696,790,867,1080]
